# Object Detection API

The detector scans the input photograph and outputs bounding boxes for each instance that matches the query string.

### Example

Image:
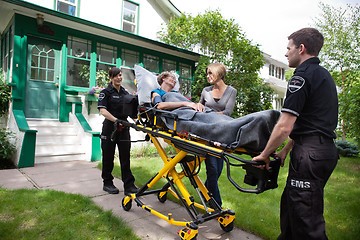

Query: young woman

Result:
[199,63,237,207]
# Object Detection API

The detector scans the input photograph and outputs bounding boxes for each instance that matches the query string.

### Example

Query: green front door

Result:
[25,37,61,119]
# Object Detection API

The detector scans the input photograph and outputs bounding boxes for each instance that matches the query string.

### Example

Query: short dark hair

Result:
[157,71,176,85]
[108,67,122,79]
[288,28,324,56]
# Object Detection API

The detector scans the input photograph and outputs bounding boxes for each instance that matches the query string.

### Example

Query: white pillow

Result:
[134,64,180,105]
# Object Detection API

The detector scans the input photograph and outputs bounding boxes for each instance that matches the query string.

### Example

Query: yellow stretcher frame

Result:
[118,106,280,240]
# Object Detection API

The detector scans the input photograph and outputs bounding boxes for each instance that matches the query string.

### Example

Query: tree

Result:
[158,9,273,117]
[314,2,360,142]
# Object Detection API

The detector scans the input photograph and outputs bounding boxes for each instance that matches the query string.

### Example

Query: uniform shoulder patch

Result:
[98,92,105,101]
[288,75,305,93]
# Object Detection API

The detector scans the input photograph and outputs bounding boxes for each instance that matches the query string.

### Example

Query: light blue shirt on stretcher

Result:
[151,88,178,102]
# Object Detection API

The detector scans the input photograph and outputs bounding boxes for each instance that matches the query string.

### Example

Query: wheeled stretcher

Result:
[118,105,281,240]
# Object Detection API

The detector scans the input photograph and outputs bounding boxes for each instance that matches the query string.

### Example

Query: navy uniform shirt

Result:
[98,84,129,134]
[282,57,338,139]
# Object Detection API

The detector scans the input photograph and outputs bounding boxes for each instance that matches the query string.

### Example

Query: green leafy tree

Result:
[314,2,360,141]
[158,10,273,117]
[337,71,360,144]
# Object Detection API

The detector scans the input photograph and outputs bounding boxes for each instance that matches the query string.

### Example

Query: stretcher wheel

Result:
[122,197,132,211]
[218,214,235,232]
[157,191,167,203]
[177,228,198,240]
[220,221,234,232]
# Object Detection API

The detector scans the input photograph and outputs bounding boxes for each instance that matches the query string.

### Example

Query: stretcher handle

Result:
[223,154,281,194]
[223,152,265,165]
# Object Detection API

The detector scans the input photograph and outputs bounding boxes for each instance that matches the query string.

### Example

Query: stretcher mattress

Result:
[158,92,281,152]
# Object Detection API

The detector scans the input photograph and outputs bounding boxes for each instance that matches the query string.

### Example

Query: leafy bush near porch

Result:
[0,69,11,116]
[0,128,16,168]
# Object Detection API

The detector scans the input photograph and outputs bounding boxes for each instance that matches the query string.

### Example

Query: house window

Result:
[1,26,13,82]
[57,0,78,16]
[162,59,176,72]
[66,36,91,87]
[121,49,139,68]
[143,54,159,73]
[30,45,56,82]
[121,67,137,94]
[179,63,192,97]
[1,31,9,78]
[122,0,138,34]
[96,43,117,88]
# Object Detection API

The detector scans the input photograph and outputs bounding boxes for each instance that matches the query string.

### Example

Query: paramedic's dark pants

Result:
[101,128,135,189]
[278,135,338,240]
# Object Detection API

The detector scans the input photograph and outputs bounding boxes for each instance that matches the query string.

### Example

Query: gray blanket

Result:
[160,92,280,152]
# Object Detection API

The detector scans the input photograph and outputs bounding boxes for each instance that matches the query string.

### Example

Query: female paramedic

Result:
[199,63,237,207]
[97,67,138,195]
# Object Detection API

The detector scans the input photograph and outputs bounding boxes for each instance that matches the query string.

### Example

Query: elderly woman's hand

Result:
[196,103,205,112]
[187,102,205,112]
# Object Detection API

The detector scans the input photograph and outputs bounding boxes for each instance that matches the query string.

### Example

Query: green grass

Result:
[0,188,141,240]
[110,146,360,240]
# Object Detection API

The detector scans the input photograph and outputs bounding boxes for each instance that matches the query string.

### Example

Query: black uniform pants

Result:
[101,128,135,190]
[278,135,338,240]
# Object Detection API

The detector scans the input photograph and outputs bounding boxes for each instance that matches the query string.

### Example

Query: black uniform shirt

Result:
[97,84,129,133]
[282,57,338,139]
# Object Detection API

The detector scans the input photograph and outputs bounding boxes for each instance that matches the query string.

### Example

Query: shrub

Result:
[0,69,11,116]
[335,140,359,157]
[0,128,16,168]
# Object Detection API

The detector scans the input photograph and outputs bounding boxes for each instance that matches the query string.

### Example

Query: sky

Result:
[170,0,359,64]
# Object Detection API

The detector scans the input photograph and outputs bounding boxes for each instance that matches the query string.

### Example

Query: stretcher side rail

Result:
[114,118,281,194]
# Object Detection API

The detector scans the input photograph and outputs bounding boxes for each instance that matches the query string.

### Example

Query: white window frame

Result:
[122,0,139,34]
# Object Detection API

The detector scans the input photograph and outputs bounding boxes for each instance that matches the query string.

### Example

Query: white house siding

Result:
[24,0,53,9]
[260,54,289,111]
[23,0,165,41]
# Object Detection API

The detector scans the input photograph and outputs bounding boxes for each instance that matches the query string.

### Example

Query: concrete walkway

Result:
[0,161,264,240]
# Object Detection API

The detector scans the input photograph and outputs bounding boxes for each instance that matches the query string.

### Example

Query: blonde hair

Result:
[206,63,226,80]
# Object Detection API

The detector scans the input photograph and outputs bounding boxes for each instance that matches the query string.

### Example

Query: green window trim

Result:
[1,25,14,84]
[62,33,195,96]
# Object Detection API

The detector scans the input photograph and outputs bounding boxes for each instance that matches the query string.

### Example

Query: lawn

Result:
[0,188,141,240]
[110,145,360,240]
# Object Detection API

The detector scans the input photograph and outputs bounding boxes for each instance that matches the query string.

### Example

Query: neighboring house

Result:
[0,0,199,168]
[260,53,290,111]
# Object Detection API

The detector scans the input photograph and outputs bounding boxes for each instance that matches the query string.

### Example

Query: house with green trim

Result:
[0,0,200,168]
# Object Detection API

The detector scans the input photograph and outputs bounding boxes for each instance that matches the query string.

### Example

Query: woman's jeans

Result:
[205,155,224,207]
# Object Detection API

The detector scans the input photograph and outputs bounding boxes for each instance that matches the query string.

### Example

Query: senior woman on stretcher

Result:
[150,70,280,157]
[151,72,205,112]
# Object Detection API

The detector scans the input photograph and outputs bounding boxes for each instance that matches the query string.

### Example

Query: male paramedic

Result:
[252,28,338,240]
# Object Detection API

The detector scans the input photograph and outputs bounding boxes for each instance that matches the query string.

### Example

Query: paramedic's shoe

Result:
[124,185,138,196]
[103,184,119,194]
